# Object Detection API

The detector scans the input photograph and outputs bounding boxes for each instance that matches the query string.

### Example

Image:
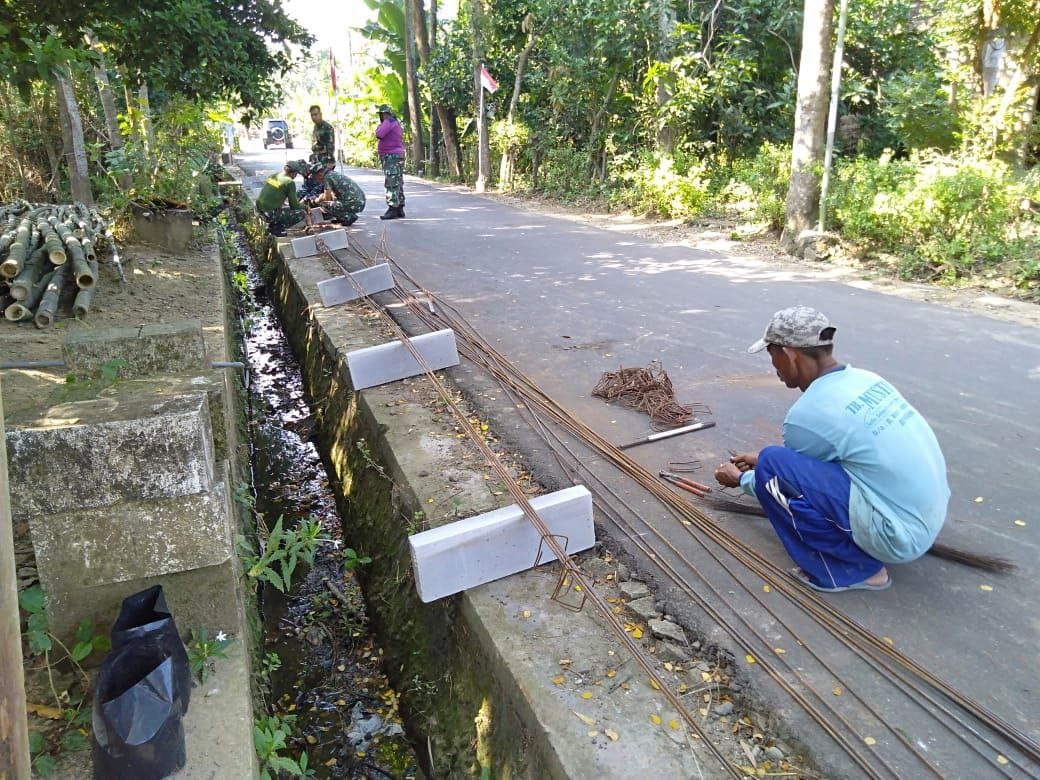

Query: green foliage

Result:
[19,585,105,771]
[614,151,711,217]
[240,515,323,593]
[720,142,792,230]
[254,714,315,779]
[187,627,235,684]
[100,97,222,215]
[830,151,1039,280]
[343,546,373,573]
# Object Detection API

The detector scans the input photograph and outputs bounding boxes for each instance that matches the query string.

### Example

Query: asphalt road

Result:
[238,148,1040,777]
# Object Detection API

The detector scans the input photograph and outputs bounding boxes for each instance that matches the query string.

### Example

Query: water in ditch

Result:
[221,213,417,779]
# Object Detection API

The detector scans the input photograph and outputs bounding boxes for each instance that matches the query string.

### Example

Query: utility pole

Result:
[0,376,31,780]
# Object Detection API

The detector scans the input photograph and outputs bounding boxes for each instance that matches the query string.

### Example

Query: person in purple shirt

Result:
[375,104,406,220]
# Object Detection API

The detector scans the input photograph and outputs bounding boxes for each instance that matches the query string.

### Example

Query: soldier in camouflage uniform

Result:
[375,104,406,219]
[309,105,335,167]
[304,163,366,226]
[256,160,312,235]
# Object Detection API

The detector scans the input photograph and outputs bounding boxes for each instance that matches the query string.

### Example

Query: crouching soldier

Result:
[304,163,366,226]
[256,160,312,235]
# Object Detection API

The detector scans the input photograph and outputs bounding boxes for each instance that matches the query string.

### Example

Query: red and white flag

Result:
[330,50,337,93]
[479,65,499,94]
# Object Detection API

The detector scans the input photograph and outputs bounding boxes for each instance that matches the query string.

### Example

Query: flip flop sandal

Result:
[789,567,892,593]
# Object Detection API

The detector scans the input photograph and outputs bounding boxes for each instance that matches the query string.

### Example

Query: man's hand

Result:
[714,462,743,488]
[729,452,758,472]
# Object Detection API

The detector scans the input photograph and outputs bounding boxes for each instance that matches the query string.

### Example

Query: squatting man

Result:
[713,306,950,592]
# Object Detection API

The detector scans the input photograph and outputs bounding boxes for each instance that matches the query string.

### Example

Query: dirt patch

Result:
[1,236,228,419]
[482,190,1040,329]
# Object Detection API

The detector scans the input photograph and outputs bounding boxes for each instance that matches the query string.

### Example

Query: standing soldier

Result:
[309,105,335,168]
[375,104,406,220]
[256,160,312,235]
[304,163,366,226]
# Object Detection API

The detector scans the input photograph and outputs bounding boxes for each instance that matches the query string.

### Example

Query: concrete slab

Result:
[290,228,348,259]
[5,392,215,519]
[409,485,595,602]
[132,208,193,252]
[316,263,395,307]
[62,321,208,379]
[29,479,233,591]
[346,328,459,390]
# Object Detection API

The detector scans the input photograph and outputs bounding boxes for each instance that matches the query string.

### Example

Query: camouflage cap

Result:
[285,159,309,175]
[376,103,394,115]
[307,161,327,176]
[747,306,835,353]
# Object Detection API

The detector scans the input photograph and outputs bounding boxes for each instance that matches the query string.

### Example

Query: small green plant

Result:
[19,586,106,773]
[343,546,372,573]
[355,437,390,480]
[99,357,129,384]
[231,269,250,295]
[186,627,234,684]
[258,651,282,684]
[254,714,314,779]
[233,483,256,511]
[240,515,322,593]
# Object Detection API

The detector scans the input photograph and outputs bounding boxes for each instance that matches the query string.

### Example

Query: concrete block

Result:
[63,320,208,379]
[409,485,595,602]
[347,329,459,390]
[309,207,327,224]
[317,263,395,307]
[5,392,214,519]
[29,479,233,592]
[98,370,235,463]
[290,228,348,258]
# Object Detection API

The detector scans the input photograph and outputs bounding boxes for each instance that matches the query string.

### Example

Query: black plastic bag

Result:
[92,586,192,779]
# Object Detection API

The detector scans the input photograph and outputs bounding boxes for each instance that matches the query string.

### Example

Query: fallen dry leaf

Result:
[678,683,688,693]
[582,691,593,700]
[650,713,662,725]
[774,647,786,654]
[587,730,599,738]
[980,585,994,592]
[1014,520,1026,527]
[883,637,894,646]
[552,675,565,685]
[762,584,771,593]
[522,610,531,619]
[745,654,757,664]
[27,703,63,720]
[559,659,572,666]
[604,728,620,742]
[664,662,674,672]
[573,711,596,726]
[974,496,984,503]
[864,736,877,746]
[669,719,681,730]
[606,669,616,678]
[996,755,1009,765]
[833,687,842,696]
[632,628,644,640]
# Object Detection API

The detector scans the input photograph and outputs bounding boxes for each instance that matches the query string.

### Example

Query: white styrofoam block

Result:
[290,228,348,258]
[409,485,594,602]
[317,263,395,307]
[346,329,459,390]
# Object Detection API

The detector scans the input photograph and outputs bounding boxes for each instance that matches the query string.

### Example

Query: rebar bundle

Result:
[0,200,107,328]
[592,363,706,430]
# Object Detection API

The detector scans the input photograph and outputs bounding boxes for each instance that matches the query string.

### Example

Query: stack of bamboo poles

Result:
[0,201,106,328]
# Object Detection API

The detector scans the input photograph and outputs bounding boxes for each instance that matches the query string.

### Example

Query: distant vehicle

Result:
[263,119,293,150]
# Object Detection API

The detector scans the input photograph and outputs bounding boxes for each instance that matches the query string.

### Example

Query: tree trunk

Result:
[55,70,95,206]
[472,0,490,192]
[87,35,130,190]
[410,0,463,180]
[990,19,1040,158]
[588,63,620,176]
[780,0,834,251]
[0,379,31,780]
[403,1,426,174]
[499,13,536,188]
[0,86,30,197]
[655,0,677,152]
[138,81,155,158]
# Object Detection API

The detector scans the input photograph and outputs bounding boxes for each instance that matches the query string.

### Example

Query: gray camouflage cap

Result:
[747,306,835,353]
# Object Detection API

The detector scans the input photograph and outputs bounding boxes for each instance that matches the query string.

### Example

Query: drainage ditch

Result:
[220,213,417,778]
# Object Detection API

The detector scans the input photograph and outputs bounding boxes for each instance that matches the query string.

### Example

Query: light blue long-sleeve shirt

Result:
[740,366,949,562]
